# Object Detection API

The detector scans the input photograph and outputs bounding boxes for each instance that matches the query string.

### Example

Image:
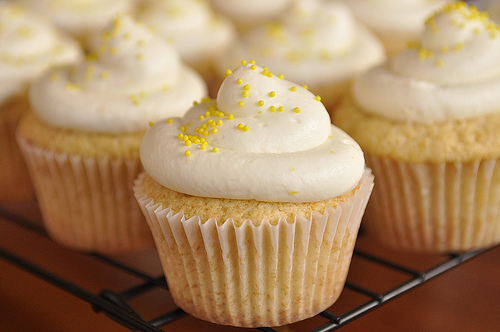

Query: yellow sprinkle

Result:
[212,128,218,134]
[241,60,248,65]
[453,42,464,52]
[258,100,265,106]
[302,84,309,90]
[228,114,234,120]
[242,91,249,97]
[278,106,284,112]
[185,150,191,156]
[251,65,257,70]
[203,130,209,136]
[225,69,232,77]
[294,107,301,113]
[149,121,154,126]
[269,106,276,112]
[289,191,300,196]
[194,139,200,144]
[202,96,211,103]
[210,121,217,127]
[199,115,205,120]
[178,133,184,139]
[249,60,256,64]
[238,101,245,107]
[407,41,420,49]
[290,86,297,92]
[205,111,210,116]
[237,78,243,84]
[244,84,251,91]
[200,144,206,150]
[278,74,285,80]
[213,147,219,153]
[237,123,244,130]
[138,40,146,46]
[179,126,186,132]
[315,95,322,102]
[436,59,444,67]
[202,124,208,129]
[217,120,223,125]
[110,47,118,55]
[243,125,249,132]
[51,72,59,81]
[267,72,273,77]
[65,83,81,91]
[269,91,276,97]
[167,118,173,124]
[101,71,110,79]
[124,33,131,40]
[136,53,143,60]
[183,135,189,141]
[185,140,192,147]
[193,101,199,106]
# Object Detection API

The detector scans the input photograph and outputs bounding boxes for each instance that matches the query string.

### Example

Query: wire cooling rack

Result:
[0,203,488,332]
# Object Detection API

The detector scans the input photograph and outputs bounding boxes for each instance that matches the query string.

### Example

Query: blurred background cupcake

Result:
[341,0,450,55]
[215,0,385,115]
[0,3,81,202]
[333,2,500,253]
[135,0,236,97]
[16,14,207,253]
[135,61,373,327]
[15,0,138,48]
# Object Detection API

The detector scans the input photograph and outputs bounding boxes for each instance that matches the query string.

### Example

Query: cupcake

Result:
[16,14,207,253]
[15,0,138,48]
[0,3,81,202]
[341,0,450,55]
[136,0,236,97]
[333,2,500,252]
[134,61,374,327]
[215,0,385,115]
[208,0,295,33]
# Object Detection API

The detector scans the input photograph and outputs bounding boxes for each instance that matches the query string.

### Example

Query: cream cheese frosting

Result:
[209,0,294,27]
[216,0,385,89]
[15,0,136,39]
[140,62,365,202]
[353,2,500,124]
[342,0,449,53]
[137,0,235,67]
[29,14,207,133]
[0,3,81,104]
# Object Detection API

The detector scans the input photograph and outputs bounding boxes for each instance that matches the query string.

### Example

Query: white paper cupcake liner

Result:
[16,134,154,253]
[133,169,374,327]
[364,155,500,253]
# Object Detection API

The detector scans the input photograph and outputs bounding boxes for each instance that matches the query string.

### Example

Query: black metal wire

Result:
[0,204,488,332]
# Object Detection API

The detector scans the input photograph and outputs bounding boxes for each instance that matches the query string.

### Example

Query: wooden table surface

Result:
[1,197,499,332]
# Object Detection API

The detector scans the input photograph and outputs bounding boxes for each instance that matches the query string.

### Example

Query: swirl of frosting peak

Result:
[140,62,365,202]
[30,14,207,133]
[353,2,500,124]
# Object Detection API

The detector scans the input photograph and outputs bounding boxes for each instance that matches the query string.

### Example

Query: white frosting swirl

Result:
[353,3,500,124]
[342,0,449,53]
[209,0,294,26]
[137,0,235,66]
[0,3,81,103]
[15,0,136,38]
[217,0,385,88]
[30,14,207,133]
[140,63,365,202]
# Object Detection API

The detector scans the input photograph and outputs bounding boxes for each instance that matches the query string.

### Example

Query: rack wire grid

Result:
[0,202,489,332]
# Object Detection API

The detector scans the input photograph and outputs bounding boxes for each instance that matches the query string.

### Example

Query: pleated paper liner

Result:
[363,155,500,253]
[16,134,154,254]
[0,96,34,201]
[134,169,374,327]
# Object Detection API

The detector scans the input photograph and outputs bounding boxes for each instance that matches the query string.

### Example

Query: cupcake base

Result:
[363,155,500,253]
[16,135,154,253]
[134,169,374,327]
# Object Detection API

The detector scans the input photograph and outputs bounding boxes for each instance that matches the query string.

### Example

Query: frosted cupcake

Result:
[0,3,81,202]
[134,61,374,327]
[16,14,207,253]
[342,0,450,55]
[15,0,137,48]
[333,2,500,252]
[209,0,294,32]
[216,0,385,114]
[136,0,236,97]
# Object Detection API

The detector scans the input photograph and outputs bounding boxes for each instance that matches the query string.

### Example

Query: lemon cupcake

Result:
[333,2,500,252]
[16,14,207,253]
[342,0,450,55]
[0,3,81,202]
[136,0,236,97]
[216,0,385,114]
[134,61,374,327]
[15,0,138,48]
